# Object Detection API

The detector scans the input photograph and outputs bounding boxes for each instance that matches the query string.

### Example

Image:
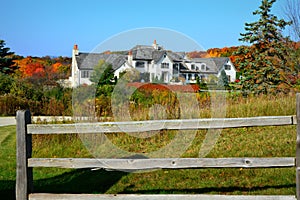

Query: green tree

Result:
[0,72,14,95]
[235,0,292,94]
[90,60,115,85]
[90,60,116,97]
[218,70,229,89]
[0,40,16,74]
[120,68,140,82]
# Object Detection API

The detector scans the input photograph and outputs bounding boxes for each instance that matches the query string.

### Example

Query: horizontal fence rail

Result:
[28,157,295,170]
[28,194,297,200]
[27,116,296,134]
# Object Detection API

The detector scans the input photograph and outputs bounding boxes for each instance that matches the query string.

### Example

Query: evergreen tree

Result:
[235,0,292,94]
[218,70,229,89]
[90,60,116,97]
[90,60,115,85]
[0,40,16,74]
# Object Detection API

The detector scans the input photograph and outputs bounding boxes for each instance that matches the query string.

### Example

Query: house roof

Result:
[131,45,184,63]
[191,58,218,73]
[76,53,127,70]
[191,57,231,73]
[131,45,154,60]
[167,51,185,62]
[153,51,166,63]
[211,57,229,71]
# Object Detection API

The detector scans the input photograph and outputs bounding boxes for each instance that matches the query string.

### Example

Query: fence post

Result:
[296,94,300,200]
[16,110,32,200]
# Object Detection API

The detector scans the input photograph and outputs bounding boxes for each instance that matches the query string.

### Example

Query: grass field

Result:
[0,93,297,199]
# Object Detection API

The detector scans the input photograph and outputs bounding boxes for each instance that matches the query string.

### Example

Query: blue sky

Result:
[2,0,289,57]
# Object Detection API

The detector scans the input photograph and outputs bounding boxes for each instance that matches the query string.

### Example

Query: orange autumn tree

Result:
[187,51,209,58]
[53,56,72,77]
[188,47,238,58]
[207,47,239,58]
[15,56,70,79]
[15,57,46,77]
[52,62,62,72]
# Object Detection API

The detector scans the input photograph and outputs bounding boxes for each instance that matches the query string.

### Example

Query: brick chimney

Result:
[73,44,79,56]
[128,50,133,65]
[152,39,158,50]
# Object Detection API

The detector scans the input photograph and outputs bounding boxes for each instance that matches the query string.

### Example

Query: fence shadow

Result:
[0,180,16,200]
[121,184,296,195]
[4,169,295,200]
[0,169,127,200]
[33,169,127,194]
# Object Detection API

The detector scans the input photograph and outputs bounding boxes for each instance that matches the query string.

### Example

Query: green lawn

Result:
[0,123,297,200]
[0,125,17,200]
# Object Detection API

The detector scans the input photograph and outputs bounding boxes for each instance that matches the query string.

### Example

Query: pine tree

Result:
[235,0,292,94]
[0,40,16,74]
[90,60,115,85]
[218,69,229,89]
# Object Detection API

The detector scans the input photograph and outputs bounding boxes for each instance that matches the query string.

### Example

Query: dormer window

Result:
[136,61,145,68]
[81,70,90,78]
[191,64,195,70]
[161,63,169,69]
[224,64,231,70]
[201,64,206,71]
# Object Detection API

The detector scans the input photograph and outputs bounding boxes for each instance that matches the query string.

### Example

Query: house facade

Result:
[69,41,237,87]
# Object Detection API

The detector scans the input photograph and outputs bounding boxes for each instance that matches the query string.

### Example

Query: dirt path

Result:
[0,117,16,127]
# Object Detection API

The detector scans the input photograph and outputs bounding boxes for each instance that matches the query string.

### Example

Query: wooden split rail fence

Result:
[16,94,300,200]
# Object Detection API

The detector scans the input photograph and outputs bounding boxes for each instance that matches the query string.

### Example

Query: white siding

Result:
[217,60,236,82]
[114,63,132,78]
[156,54,173,83]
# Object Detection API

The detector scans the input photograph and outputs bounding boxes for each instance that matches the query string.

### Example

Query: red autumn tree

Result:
[15,57,46,77]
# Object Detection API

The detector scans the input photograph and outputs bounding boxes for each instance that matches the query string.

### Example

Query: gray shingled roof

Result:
[191,57,230,72]
[132,45,154,60]
[76,53,126,70]
[167,51,185,62]
[191,58,218,73]
[131,45,184,63]
[211,57,229,71]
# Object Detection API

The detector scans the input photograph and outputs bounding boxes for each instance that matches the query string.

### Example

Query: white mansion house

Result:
[69,40,237,87]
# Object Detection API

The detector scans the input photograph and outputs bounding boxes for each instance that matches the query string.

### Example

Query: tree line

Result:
[0,40,72,116]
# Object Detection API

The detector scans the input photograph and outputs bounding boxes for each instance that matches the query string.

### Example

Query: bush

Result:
[0,73,14,95]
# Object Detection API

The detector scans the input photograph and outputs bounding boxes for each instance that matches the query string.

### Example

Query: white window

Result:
[161,63,169,69]
[201,64,206,71]
[191,64,195,70]
[81,70,90,78]
[225,64,231,70]
[227,75,231,82]
[136,61,144,68]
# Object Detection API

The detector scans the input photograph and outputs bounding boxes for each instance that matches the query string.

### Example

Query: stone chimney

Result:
[128,50,133,65]
[73,44,79,56]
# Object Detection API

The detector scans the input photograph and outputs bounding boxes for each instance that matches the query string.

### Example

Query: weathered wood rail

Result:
[16,94,300,200]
